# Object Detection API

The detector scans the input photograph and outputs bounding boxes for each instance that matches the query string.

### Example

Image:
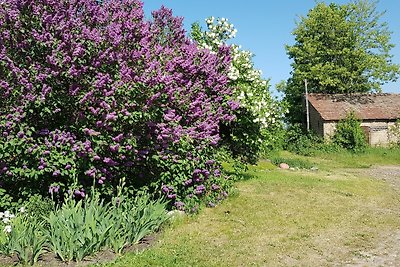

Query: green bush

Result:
[332,111,367,152]
[284,124,326,156]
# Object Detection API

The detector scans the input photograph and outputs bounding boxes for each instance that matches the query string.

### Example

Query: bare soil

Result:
[347,166,400,267]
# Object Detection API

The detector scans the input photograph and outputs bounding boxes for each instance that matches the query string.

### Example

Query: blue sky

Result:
[142,0,400,95]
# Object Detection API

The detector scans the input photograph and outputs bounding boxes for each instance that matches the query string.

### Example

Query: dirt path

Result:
[347,166,400,267]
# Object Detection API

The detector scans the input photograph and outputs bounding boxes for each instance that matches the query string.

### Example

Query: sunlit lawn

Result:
[103,148,400,266]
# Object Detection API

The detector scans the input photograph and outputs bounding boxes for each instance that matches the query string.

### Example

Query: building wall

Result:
[321,120,399,146]
[308,104,324,136]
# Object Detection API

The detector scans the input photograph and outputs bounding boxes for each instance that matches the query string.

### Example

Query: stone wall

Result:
[321,120,399,146]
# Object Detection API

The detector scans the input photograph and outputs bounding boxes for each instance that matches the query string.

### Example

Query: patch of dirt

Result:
[0,234,159,267]
[346,166,400,267]
[346,230,400,267]
[363,165,400,192]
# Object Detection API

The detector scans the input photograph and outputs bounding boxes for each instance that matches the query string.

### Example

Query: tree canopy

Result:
[283,0,400,123]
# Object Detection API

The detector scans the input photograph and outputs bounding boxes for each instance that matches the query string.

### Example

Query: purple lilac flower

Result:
[112,133,124,142]
[206,160,215,165]
[195,185,206,195]
[105,112,117,121]
[17,131,25,138]
[49,185,60,194]
[211,184,220,191]
[103,157,118,166]
[83,128,100,136]
[110,144,120,152]
[167,194,177,199]
[162,185,169,193]
[184,179,193,186]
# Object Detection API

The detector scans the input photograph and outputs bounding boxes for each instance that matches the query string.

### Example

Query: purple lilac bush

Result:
[0,0,238,210]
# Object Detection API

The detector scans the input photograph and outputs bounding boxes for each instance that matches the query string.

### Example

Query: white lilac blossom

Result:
[195,16,287,130]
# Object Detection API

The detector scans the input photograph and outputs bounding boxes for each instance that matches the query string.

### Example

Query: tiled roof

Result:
[307,93,400,121]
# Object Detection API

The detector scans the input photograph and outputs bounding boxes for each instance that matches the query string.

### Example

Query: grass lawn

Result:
[103,148,400,267]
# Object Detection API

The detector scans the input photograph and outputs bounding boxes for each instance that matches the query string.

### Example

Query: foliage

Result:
[152,138,231,212]
[389,120,400,147]
[283,0,399,123]
[283,124,326,156]
[0,189,168,264]
[107,180,168,254]
[45,194,113,262]
[108,192,168,253]
[0,189,13,211]
[0,1,236,209]
[0,209,47,265]
[23,194,54,219]
[44,189,168,262]
[332,111,367,152]
[191,17,286,162]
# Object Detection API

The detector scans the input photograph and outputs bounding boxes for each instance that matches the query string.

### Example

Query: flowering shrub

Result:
[153,138,231,212]
[0,1,236,208]
[191,17,286,162]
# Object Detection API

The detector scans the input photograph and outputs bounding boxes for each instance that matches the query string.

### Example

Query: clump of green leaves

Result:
[45,194,112,262]
[107,192,168,254]
[0,209,47,265]
[0,189,13,211]
[332,111,367,152]
[284,124,327,156]
[44,190,168,262]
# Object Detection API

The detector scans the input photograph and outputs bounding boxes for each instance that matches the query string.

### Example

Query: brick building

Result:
[306,93,400,146]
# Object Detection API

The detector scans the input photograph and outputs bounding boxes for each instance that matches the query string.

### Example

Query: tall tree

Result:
[283,0,399,123]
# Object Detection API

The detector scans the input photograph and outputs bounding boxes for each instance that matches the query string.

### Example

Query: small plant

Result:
[332,111,367,152]
[106,181,168,254]
[44,194,112,262]
[0,208,46,265]
[109,193,168,252]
